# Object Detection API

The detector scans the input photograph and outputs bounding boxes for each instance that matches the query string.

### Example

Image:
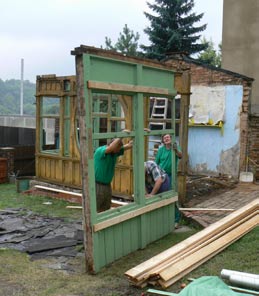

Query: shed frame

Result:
[71,46,190,272]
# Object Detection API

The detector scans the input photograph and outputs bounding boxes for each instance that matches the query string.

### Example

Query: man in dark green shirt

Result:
[94,138,133,212]
[155,134,182,228]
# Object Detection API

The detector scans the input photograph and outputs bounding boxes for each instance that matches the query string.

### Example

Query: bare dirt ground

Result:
[186,174,238,204]
[184,175,258,227]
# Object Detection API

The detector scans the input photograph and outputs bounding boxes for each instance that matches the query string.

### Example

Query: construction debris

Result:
[0,208,83,269]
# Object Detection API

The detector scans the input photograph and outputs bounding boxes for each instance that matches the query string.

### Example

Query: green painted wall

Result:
[75,50,178,272]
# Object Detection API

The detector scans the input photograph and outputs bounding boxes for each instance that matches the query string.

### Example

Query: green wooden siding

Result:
[93,203,174,271]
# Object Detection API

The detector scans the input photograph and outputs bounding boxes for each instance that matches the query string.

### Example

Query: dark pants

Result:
[157,174,170,194]
[95,182,112,212]
[168,174,181,223]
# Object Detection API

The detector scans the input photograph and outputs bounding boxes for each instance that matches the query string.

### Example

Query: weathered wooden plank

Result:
[88,81,172,96]
[179,207,234,212]
[93,196,177,232]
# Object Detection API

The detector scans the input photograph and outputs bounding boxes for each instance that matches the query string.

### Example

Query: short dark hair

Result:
[109,138,123,146]
[161,134,170,143]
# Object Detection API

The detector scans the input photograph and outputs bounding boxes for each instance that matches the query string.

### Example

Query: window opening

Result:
[92,93,134,213]
[64,96,70,156]
[40,97,60,153]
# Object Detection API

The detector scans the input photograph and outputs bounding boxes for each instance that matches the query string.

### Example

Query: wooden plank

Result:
[34,185,82,196]
[179,207,234,212]
[177,70,191,204]
[147,288,178,295]
[149,211,256,278]
[187,278,259,295]
[229,285,259,295]
[111,199,129,207]
[124,199,258,281]
[159,215,258,283]
[88,80,172,96]
[135,211,256,285]
[76,54,95,273]
[93,196,177,232]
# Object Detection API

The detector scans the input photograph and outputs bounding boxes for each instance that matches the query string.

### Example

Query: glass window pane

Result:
[41,118,60,152]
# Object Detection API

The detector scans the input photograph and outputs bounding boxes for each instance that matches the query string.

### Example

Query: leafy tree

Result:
[142,0,208,60]
[197,37,222,67]
[103,24,141,56]
[0,79,36,115]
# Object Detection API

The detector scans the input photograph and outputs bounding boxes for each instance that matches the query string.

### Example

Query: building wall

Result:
[166,58,252,177]
[222,0,259,115]
[0,115,35,129]
[188,85,242,176]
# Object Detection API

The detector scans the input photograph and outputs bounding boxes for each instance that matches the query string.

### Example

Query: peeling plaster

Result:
[188,85,243,178]
[218,142,240,176]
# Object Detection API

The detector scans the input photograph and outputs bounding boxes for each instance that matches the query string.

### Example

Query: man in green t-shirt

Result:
[155,134,182,182]
[94,138,133,212]
[155,134,182,227]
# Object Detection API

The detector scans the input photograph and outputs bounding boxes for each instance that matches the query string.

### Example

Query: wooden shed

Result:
[35,45,190,272]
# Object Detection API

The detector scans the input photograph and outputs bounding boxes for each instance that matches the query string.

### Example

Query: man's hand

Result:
[124,140,133,150]
[144,128,151,132]
[145,193,154,198]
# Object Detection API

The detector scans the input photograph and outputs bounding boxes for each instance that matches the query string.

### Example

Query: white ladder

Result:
[149,98,168,129]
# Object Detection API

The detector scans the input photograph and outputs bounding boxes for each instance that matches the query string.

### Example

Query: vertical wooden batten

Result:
[175,71,191,205]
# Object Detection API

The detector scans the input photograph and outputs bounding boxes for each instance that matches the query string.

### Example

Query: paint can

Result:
[15,176,34,193]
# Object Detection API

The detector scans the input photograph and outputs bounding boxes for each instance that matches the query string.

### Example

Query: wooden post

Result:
[75,54,95,273]
[177,70,191,205]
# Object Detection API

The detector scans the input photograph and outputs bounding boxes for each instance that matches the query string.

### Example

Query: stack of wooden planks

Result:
[125,199,259,289]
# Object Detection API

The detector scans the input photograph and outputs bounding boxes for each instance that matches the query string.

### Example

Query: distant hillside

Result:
[0,79,36,116]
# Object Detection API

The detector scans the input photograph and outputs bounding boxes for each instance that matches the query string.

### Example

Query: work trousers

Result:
[95,182,112,212]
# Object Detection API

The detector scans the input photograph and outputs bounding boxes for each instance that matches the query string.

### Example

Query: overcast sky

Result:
[0,0,223,83]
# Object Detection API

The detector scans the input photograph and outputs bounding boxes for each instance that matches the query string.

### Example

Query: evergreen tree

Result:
[142,0,208,60]
[103,24,141,56]
[197,37,221,67]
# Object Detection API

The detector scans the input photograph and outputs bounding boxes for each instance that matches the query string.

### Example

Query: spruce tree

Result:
[142,0,208,60]
[103,24,140,56]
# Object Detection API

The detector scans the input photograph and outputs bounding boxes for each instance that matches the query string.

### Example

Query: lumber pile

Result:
[125,199,259,289]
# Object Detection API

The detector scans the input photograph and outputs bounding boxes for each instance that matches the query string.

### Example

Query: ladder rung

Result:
[150,122,165,125]
[154,106,166,109]
[149,140,161,143]
[152,114,166,117]
[154,98,168,102]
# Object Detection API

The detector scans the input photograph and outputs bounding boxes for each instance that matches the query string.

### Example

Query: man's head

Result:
[162,134,172,145]
[108,138,123,153]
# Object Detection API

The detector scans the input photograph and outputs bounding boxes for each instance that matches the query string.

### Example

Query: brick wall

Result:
[248,116,259,180]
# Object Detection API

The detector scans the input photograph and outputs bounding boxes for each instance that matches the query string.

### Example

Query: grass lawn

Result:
[0,183,258,296]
